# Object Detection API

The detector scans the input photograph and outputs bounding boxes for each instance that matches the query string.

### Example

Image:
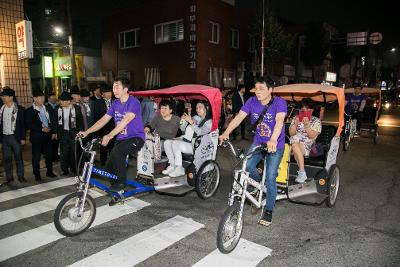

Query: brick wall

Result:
[0,0,32,107]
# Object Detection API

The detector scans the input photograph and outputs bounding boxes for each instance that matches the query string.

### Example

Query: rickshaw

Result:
[344,87,381,145]
[131,85,222,198]
[53,85,222,237]
[217,84,343,253]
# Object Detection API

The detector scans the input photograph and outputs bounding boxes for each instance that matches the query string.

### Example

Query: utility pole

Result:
[67,0,76,86]
[260,0,265,77]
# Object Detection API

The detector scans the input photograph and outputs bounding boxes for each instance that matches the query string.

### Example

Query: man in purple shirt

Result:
[79,77,145,193]
[345,84,366,131]
[219,76,287,226]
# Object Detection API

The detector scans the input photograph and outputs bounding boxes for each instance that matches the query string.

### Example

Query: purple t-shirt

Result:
[106,96,145,141]
[241,96,287,149]
[346,94,366,113]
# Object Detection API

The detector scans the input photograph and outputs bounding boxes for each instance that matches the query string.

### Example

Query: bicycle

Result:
[343,112,357,151]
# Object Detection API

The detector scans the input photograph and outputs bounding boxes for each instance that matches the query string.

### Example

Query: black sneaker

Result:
[109,183,126,192]
[46,172,57,178]
[258,210,272,226]
[18,176,27,183]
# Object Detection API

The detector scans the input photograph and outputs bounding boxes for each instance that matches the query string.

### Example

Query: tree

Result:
[251,10,296,75]
[301,23,330,67]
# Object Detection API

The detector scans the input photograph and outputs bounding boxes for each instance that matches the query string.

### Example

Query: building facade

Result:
[0,0,32,106]
[102,0,253,89]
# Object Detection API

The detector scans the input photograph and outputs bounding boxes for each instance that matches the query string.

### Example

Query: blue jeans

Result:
[245,143,284,212]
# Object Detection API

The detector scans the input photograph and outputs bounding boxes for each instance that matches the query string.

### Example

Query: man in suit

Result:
[92,86,115,165]
[0,87,26,183]
[25,90,57,181]
[57,91,84,175]
[232,84,247,140]
[46,92,60,162]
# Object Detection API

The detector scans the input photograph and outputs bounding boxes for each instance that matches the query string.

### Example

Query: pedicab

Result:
[344,87,381,144]
[53,84,222,237]
[217,83,343,253]
[131,85,222,198]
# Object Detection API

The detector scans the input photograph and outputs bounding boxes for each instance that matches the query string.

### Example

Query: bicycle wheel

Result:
[343,133,350,151]
[325,165,340,207]
[217,202,243,254]
[54,192,96,237]
[195,160,220,200]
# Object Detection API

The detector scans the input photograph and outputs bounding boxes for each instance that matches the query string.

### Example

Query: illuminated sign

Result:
[43,56,53,78]
[54,56,72,76]
[15,20,34,60]
[325,72,337,82]
[189,3,196,69]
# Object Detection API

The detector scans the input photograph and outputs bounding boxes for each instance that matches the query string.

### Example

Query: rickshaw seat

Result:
[361,106,378,124]
[290,125,336,168]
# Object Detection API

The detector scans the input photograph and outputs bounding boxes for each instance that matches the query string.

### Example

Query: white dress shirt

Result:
[62,107,70,131]
[2,106,14,135]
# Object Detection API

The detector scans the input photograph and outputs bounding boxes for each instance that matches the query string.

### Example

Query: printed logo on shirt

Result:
[257,122,271,137]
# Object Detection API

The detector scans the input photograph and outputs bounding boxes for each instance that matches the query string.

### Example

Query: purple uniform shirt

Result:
[346,94,366,114]
[241,96,287,149]
[106,95,145,141]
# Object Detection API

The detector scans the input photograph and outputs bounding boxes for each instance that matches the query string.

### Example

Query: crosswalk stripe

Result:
[0,198,150,262]
[0,189,105,227]
[68,215,205,267]
[192,239,272,267]
[0,177,76,203]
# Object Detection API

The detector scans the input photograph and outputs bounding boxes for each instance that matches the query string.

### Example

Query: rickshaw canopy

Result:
[273,84,345,136]
[130,84,222,132]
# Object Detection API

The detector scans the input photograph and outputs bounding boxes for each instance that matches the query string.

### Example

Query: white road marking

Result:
[192,239,272,267]
[0,190,104,226]
[0,199,150,262]
[68,215,205,267]
[0,178,76,203]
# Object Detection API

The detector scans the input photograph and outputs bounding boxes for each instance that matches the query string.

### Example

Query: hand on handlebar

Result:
[218,133,229,145]
[77,131,89,139]
[266,139,277,153]
[101,134,113,146]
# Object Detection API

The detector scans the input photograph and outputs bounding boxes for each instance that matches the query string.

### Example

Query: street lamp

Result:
[391,47,396,52]
[53,26,63,36]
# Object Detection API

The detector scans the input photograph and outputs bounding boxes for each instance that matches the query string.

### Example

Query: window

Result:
[119,28,140,49]
[44,8,52,16]
[154,20,184,44]
[223,69,236,88]
[231,29,239,48]
[209,21,220,44]
[248,35,256,52]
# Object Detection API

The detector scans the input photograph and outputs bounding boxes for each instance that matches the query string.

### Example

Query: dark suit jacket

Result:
[0,104,26,143]
[25,105,55,142]
[56,105,84,137]
[93,98,115,136]
[232,92,246,114]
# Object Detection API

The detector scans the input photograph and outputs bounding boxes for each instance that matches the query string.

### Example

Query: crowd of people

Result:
[0,83,115,184]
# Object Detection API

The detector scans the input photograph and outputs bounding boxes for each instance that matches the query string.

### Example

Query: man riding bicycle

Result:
[345,83,366,133]
[79,77,145,196]
[219,76,287,226]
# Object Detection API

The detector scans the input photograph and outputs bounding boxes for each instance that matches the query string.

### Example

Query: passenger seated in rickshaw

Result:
[163,101,212,177]
[289,98,322,183]
[144,99,180,150]
[345,84,366,132]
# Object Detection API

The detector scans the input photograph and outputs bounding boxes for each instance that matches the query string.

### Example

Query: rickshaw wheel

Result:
[374,129,378,144]
[195,160,220,200]
[326,165,340,207]
[343,135,350,151]
[217,202,243,254]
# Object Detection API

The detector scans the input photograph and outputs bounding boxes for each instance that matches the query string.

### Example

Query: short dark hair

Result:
[300,98,314,109]
[114,77,130,89]
[255,76,275,88]
[237,84,245,91]
[159,99,174,110]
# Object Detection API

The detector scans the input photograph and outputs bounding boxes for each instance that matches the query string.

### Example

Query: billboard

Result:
[15,20,34,60]
[54,56,72,77]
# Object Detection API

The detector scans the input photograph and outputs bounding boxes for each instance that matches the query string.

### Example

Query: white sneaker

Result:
[295,170,308,183]
[162,165,175,175]
[169,166,185,177]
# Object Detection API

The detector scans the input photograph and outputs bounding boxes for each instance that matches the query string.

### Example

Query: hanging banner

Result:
[15,20,34,60]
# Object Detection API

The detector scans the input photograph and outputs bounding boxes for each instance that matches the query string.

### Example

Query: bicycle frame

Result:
[75,137,154,208]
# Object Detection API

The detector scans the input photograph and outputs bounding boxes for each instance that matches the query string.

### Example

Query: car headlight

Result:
[385,102,391,109]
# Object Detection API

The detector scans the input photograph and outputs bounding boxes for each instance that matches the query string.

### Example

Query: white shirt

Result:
[62,107,70,131]
[239,92,245,105]
[2,105,14,135]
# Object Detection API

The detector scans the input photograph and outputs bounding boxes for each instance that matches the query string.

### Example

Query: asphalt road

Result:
[0,109,399,266]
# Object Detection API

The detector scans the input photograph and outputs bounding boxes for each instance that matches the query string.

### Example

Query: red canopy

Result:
[130,84,222,131]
